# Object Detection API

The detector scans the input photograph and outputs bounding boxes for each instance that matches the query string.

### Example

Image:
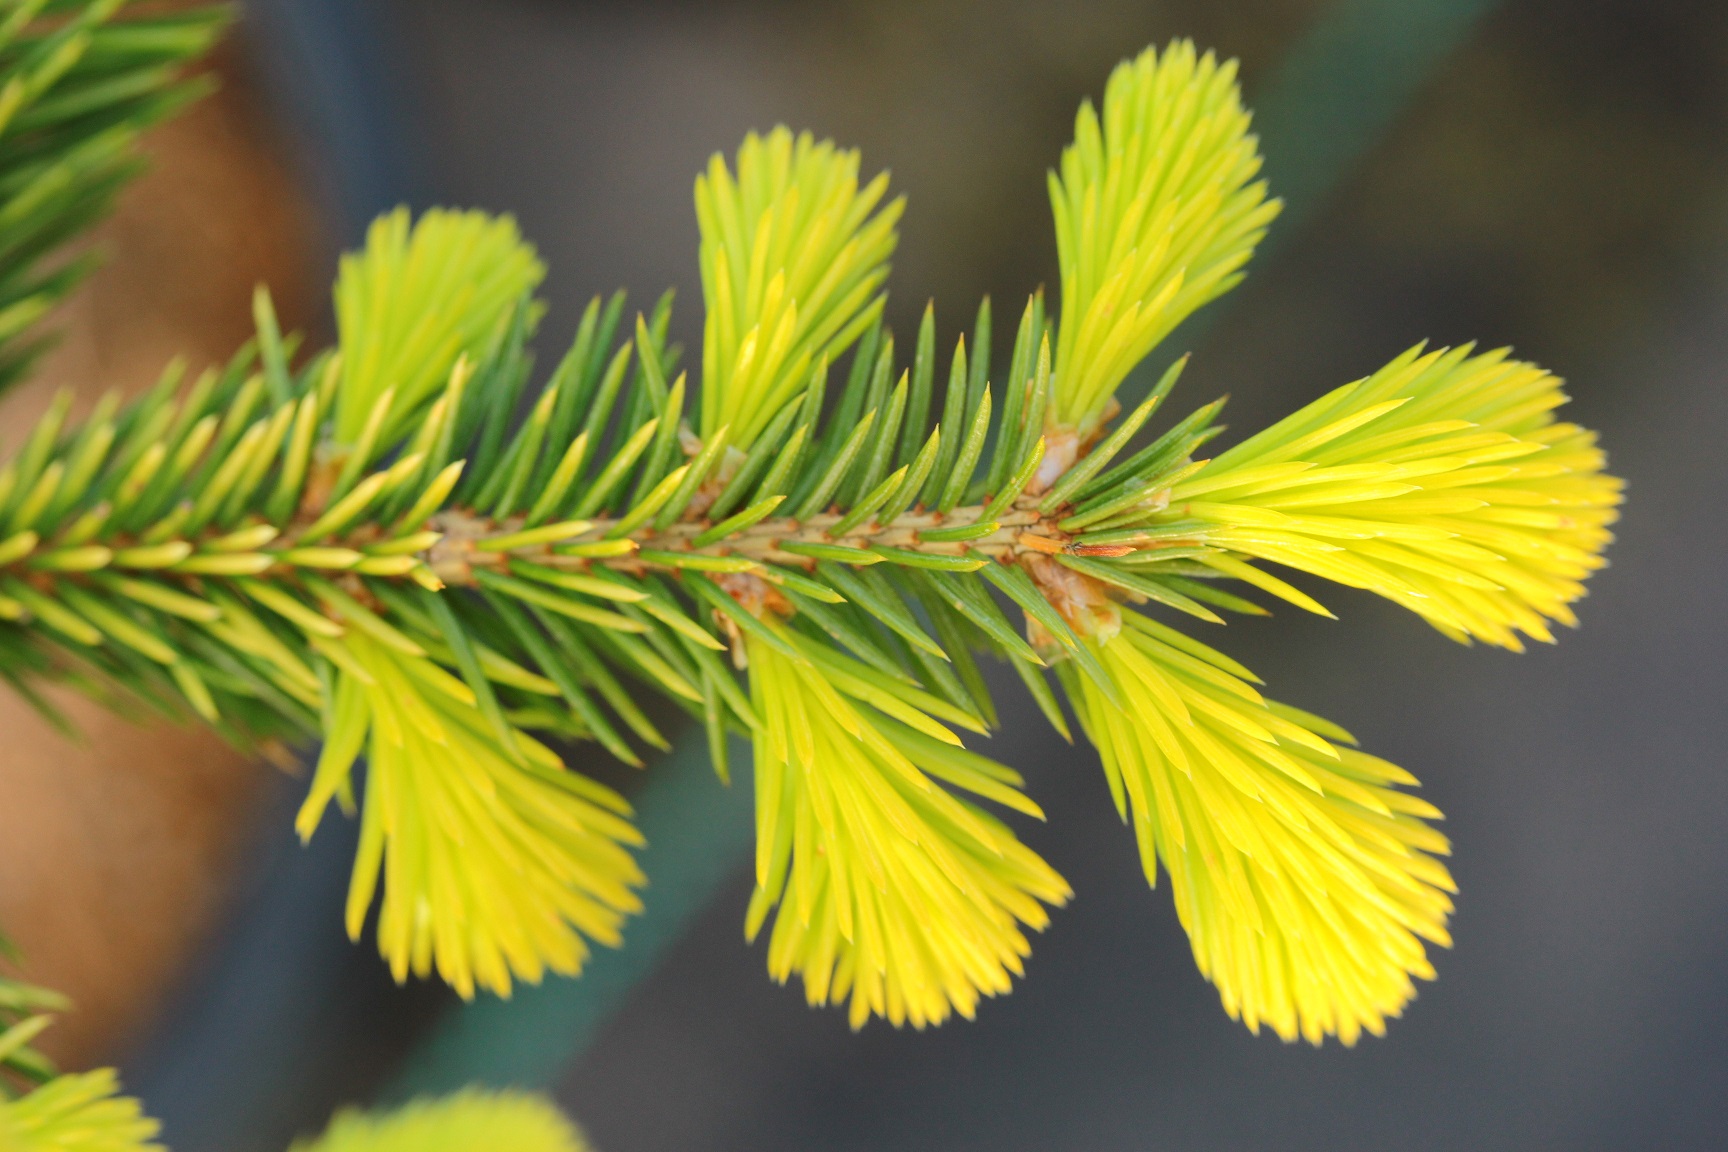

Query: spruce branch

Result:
[0,31,1621,1045]
[0,0,227,396]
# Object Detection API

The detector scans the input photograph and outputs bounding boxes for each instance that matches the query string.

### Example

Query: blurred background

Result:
[2,0,1726,1149]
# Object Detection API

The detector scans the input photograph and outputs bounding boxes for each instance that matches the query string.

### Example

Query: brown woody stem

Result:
[425,501,1088,585]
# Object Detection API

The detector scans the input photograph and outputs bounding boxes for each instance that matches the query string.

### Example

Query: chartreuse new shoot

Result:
[1160,343,1621,650]
[0,30,1619,1050]
[1048,40,1279,447]
[332,208,546,446]
[0,1067,162,1152]
[696,126,902,446]
[1062,616,1454,1045]
[745,627,1069,1029]
[292,1090,589,1152]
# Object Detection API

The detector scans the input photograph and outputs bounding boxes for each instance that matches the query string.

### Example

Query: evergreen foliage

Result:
[0,0,225,397]
[1049,41,1277,437]
[0,18,1622,1097]
[291,1090,588,1152]
[0,931,63,1094]
[696,126,899,447]
[0,1067,161,1151]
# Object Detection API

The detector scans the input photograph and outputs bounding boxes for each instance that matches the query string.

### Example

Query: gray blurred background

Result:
[126,0,1728,1148]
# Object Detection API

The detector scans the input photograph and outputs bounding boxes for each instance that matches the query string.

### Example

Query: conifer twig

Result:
[0,27,1620,1048]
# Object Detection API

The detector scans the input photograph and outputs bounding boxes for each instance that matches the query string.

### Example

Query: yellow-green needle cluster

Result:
[1167,342,1623,649]
[333,208,546,445]
[291,1090,589,1152]
[1065,617,1453,1044]
[696,127,902,445]
[746,627,1069,1028]
[299,631,644,1000]
[1050,42,1279,436]
[0,1069,161,1152]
